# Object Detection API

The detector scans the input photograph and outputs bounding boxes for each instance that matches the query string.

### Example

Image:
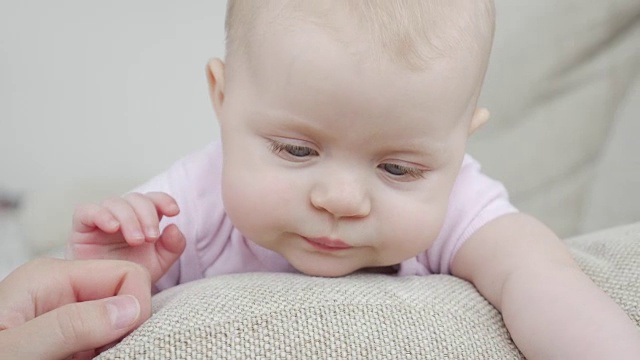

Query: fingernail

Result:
[146,227,159,238]
[105,295,140,330]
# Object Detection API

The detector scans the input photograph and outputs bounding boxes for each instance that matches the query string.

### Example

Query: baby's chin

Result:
[288,258,360,278]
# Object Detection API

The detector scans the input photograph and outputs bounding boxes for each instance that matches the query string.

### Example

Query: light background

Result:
[1,1,226,196]
[1,1,639,278]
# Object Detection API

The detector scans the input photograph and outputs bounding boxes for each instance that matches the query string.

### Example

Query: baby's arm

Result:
[452,213,640,359]
[68,192,186,283]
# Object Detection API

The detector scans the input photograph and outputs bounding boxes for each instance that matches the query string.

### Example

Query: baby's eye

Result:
[285,145,315,157]
[379,163,425,179]
[268,140,318,159]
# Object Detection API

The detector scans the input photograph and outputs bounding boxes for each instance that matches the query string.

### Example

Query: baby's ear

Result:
[469,107,490,136]
[206,58,226,117]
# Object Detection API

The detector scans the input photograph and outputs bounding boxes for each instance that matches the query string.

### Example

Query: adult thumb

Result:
[0,295,142,360]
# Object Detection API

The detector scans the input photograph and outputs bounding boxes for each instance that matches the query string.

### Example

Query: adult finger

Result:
[0,295,142,360]
[0,258,151,325]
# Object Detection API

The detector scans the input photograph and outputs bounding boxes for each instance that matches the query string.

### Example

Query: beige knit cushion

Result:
[98,222,640,359]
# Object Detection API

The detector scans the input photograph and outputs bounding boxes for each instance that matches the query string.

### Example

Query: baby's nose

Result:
[310,174,371,218]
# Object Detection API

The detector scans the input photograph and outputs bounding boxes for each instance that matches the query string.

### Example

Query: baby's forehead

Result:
[226,0,495,72]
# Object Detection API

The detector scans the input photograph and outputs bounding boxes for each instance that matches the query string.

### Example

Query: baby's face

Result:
[214,21,484,277]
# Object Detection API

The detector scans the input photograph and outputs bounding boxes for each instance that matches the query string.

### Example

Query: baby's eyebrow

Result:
[255,110,327,135]
[376,141,447,159]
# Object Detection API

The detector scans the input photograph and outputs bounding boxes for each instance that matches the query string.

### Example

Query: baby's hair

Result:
[225,0,495,72]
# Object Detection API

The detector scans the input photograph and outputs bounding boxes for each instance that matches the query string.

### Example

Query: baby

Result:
[69,0,640,358]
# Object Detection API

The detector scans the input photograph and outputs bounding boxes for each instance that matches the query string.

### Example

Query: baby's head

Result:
[208,0,495,277]
[224,0,494,74]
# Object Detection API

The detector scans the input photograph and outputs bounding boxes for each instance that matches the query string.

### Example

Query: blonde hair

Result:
[225,0,495,71]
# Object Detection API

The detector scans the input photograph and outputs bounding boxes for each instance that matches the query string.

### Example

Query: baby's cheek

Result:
[221,168,295,237]
[221,168,260,232]
[388,204,445,255]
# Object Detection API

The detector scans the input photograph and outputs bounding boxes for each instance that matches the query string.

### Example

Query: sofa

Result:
[93,0,640,358]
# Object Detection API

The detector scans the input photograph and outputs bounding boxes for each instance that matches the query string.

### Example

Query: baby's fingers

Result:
[153,224,186,283]
[122,192,166,242]
[144,192,180,218]
[72,203,120,234]
[101,197,148,246]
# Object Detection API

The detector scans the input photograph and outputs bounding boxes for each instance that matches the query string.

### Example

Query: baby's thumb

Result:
[155,224,186,281]
[2,295,141,360]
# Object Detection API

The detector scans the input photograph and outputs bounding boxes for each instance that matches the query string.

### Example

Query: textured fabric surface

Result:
[98,222,640,359]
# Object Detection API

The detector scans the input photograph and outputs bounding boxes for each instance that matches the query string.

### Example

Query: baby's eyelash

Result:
[268,139,318,158]
[268,139,425,179]
[380,163,425,179]
[402,167,426,179]
[268,140,290,153]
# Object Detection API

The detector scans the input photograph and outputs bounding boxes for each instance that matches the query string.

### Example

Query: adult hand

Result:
[0,258,152,360]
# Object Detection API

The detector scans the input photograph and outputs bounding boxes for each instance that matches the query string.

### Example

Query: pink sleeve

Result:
[131,142,234,291]
[398,154,518,276]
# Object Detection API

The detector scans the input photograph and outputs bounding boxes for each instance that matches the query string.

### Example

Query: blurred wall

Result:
[0,1,225,196]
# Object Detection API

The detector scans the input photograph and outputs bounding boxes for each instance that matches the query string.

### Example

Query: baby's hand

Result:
[68,192,186,283]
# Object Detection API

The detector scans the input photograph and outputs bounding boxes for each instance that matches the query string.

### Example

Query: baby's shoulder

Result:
[168,141,222,183]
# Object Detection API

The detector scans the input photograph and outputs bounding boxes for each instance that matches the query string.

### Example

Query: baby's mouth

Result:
[303,236,353,251]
